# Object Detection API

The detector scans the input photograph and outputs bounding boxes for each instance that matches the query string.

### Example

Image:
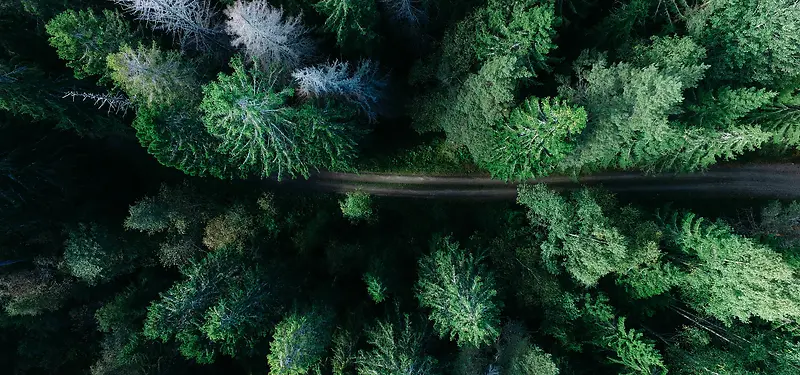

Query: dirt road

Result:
[271,163,800,199]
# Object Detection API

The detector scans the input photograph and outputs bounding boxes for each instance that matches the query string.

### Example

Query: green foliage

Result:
[315,0,379,52]
[364,272,386,303]
[64,223,134,285]
[416,237,501,347]
[202,204,254,250]
[331,329,358,375]
[144,248,281,362]
[497,322,559,375]
[356,314,437,375]
[664,212,800,325]
[486,97,587,180]
[108,43,199,109]
[0,257,71,316]
[200,57,359,179]
[686,0,800,88]
[339,191,374,222]
[755,200,800,252]
[689,87,776,129]
[46,9,136,81]
[267,308,334,375]
[517,184,661,286]
[749,103,800,148]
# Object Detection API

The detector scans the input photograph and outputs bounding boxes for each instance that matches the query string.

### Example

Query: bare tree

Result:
[63,91,133,115]
[224,0,314,69]
[292,60,385,120]
[112,0,219,50]
[379,0,426,25]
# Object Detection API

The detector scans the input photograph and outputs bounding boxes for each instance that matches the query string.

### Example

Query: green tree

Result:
[663,212,800,325]
[356,314,437,375]
[64,223,136,285]
[686,0,800,88]
[0,257,71,316]
[267,308,334,375]
[486,97,587,180]
[339,191,374,222]
[517,184,661,286]
[496,322,559,375]
[315,0,379,52]
[200,57,359,179]
[364,272,386,303]
[108,43,200,109]
[46,9,136,81]
[416,237,501,347]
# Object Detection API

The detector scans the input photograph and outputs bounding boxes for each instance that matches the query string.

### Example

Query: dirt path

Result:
[271,163,800,199]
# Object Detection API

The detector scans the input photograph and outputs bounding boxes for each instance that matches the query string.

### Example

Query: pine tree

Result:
[107,43,200,109]
[0,257,71,316]
[485,97,587,181]
[267,308,334,375]
[517,184,662,286]
[201,56,359,179]
[64,223,136,285]
[113,0,220,50]
[315,0,379,52]
[496,322,559,375]
[663,212,800,325]
[224,0,314,69]
[416,236,501,348]
[46,9,136,81]
[356,314,437,375]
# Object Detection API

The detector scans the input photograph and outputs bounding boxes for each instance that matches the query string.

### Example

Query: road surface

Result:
[270,163,800,200]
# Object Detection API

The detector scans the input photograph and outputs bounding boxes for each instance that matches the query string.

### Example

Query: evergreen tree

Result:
[664,212,800,325]
[64,223,138,285]
[416,236,501,348]
[315,0,379,52]
[339,191,374,222]
[46,9,136,81]
[0,257,71,316]
[200,56,359,179]
[356,314,437,375]
[267,308,334,375]
[292,60,385,121]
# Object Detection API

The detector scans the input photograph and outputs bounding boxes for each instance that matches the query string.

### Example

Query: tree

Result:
[292,60,385,120]
[315,0,379,52]
[64,223,135,285]
[485,97,587,181]
[46,9,136,81]
[497,323,559,375]
[685,0,800,89]
[517,184,662,286]
[267,308,334,375]
[356,314,437,375]
[364,272,386,303]
[416,236,501,348]
[0,257,71,316]
[754,200,800,251]
[339,191,375,222]
[663,212,800,325]
[202,204,254,250]
[200,56,359,179]
[224,0,314,69]
[379,0,426,25]
[113,0,219,50]
[107,43,199,109]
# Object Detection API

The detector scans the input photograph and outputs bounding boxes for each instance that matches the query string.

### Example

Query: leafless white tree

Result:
[112,0,219,50]
[63,91,133,115]
[379,0,426,25]
[292,60,385,121]
[224,0,314,70]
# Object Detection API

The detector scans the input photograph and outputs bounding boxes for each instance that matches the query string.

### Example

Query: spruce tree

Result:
[415,237,501,348]
[356,314,437,375]
[267,308,334,375]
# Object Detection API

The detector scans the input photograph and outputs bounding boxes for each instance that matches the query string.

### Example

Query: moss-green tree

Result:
[416,237,501,347]
[315,0,379,52]
[339,191,374,222]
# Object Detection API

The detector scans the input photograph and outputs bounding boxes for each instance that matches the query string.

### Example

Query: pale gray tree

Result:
[224,0,315,69]
[292,60,384,120]
[380,0,426,25]
[112,0,219,50]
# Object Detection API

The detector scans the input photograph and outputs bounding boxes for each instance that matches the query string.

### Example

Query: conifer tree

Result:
[267,308,334,375]
[46,9,136,81]
[339,191,374,222]
[64,223,137,285]
[663,212,800,325]
[315,0,379,52]
[416,237,501,347]
[200,56,359,179]
[224,0,314,69]
[356,314,437,375]
[292,60,385,121]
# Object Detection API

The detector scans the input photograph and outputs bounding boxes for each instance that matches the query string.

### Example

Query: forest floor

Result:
[269,163,800,200]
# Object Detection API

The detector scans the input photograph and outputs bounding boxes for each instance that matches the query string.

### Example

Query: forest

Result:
[2,0,800,374]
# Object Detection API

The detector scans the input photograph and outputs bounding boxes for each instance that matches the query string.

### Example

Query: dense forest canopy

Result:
[1,0,800,374]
